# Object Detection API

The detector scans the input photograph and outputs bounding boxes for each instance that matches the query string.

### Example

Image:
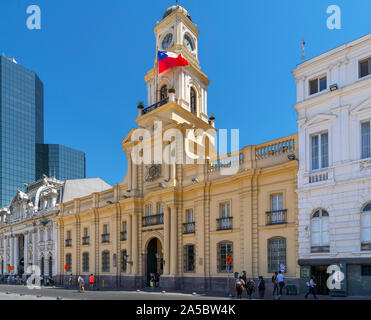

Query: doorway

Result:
[311,265,330,295]
[146,238,163,286]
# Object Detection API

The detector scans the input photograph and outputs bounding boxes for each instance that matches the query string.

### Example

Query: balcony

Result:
[216,217,233,231]
[101,233,110,243]
[142,214,164,227]
[120,231,127,241]
[142,98,169,115]
[82,236,89,245]
[183,222,195,234]
[65,239,72,247]
[266,210,287,225]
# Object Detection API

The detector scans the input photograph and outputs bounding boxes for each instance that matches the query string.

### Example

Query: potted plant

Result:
[137,101,144,109]
[168,86,176,94]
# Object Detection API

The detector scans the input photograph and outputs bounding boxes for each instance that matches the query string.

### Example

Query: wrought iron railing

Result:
[266,209,287,225]
[142,98,169,115]
[183,222,195,234]
[216,217,233,231]
[101,233,110,243]
[82,236,89,245]
[120,231,127,241]
[142,214,164,227]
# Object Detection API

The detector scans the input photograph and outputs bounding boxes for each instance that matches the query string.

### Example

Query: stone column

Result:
[163,206,170,275]
[131,213,138,275]
[127,153,132,191]
[24,233,28,274]
[132,164,138,191]
[14,236,19,275]
[33,231,37,266]
[127,214,132,274]
[170,206,177,276]
[9,237,14,274]
[3,238,7,274]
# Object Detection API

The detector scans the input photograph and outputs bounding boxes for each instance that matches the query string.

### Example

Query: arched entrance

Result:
[146,238,163,286]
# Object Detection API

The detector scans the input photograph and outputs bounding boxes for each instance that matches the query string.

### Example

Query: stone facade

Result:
[294,33,371,296]
[55,5,300,292]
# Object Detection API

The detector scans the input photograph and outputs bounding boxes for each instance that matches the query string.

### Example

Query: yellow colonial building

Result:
[55,5,299,291]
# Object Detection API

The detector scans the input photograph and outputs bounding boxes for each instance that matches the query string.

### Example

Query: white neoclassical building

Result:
[293,33,371,296]
[0,176,111,279]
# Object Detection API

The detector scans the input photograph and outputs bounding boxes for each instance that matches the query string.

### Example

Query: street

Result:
[0,284,370,300]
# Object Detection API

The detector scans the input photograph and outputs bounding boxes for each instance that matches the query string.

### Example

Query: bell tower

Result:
[144,5,210,123]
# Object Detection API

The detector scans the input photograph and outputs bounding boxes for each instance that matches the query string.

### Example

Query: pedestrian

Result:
[68,274,73,288]
[277,271,285,296]
[272,272,279,297]
[246,278,255,299]
[305,276,317,299]
[258,276,265,299]
[235,276,245,299]
[77,275,85,293]
[89,274,95,290]
[154,272,160,287]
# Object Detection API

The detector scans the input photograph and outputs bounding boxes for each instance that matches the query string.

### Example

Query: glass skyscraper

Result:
[36,144,86,181]
[0,56,86,208]
[0,56,44,207]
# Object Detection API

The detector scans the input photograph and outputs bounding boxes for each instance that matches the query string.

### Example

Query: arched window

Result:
[217,241,233,273]
[311,209,329,247]
[268,237,286,273]
[40,256,45,276]
[48,256,53,277]
[190,87,197,115]
[82,252,89,272]
[361,204,371,245]
[102,251,110,272]
[160,85,168,101]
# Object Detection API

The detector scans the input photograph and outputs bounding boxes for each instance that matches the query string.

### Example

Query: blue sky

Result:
[0,0,370,186]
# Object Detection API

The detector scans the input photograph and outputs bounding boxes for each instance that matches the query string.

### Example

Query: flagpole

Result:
[156,42,159,103]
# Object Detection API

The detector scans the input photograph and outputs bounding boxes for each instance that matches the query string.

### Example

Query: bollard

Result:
[102,280,104,289]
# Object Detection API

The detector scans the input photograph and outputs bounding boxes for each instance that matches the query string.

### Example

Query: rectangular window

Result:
[186,209,194,223]
[271,194,283,211]
[146,205,152,217]
[268,238,286,273]
[184,245,195,272]
[359,58,371,78]
[82,253,89,272]
[220,203,230,218]
[218,242,233,273]
[121,250,127,272]
[361,213,371,243]
[311,132,329,170]
[65,254,72,272]
[361,265,371,276]
[361,121,371,159]
[157,203,163,215]
[310,76,327,95]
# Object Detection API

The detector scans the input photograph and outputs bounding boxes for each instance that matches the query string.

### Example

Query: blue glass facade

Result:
[0,56,44,207]
[0,56,86,208]
[36,144,86,182]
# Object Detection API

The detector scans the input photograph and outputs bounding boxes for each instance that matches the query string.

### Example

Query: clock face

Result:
[184,34,194,52]
[162,33,173,50]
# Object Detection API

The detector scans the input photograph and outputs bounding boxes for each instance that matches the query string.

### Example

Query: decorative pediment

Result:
[350,97,371,116]
[302,113,337,129]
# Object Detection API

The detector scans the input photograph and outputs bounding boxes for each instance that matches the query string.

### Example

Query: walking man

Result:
[78,275,85,293]
[277,271,285,296]
[258,276,266,299]
[305,276,317,299]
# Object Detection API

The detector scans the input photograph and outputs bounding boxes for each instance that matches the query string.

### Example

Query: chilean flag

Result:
[158,50,189,74]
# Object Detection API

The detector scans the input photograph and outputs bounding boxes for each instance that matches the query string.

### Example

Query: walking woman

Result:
[235,276,245,299]
[258,276,266,299]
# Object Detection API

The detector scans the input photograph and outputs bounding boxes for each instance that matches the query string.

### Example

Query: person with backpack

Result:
[68,274,73,288]
[89,274,95,290]
[246,279,255,299]
[258,276,266,299]
[77,275,85,293]
[235,276,245,299]
[272,272,279,297]
[305,276,317,299]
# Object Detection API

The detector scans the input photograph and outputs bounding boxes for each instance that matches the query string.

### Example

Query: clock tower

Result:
[144,4,210,123]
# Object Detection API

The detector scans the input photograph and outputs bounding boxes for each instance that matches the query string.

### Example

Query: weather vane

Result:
[301,39,306,60]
